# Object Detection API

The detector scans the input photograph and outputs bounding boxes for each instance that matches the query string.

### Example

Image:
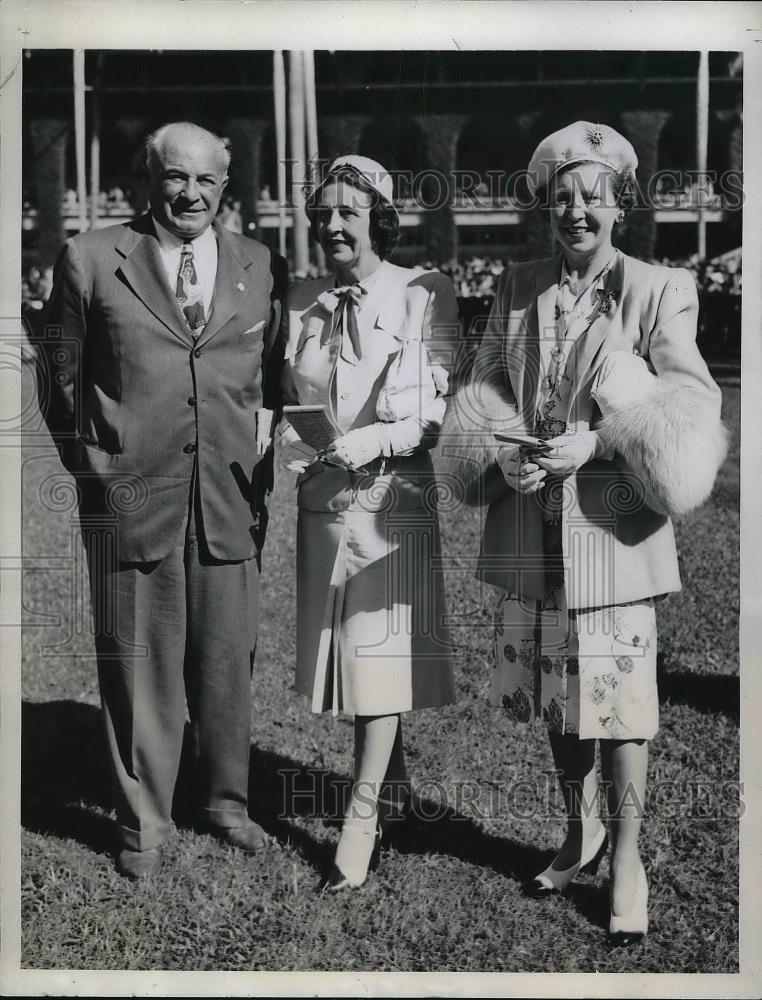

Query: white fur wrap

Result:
[591,351,728,519]
[435,377,520,490]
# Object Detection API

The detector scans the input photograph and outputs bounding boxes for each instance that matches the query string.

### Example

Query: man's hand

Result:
[498,446,547,495]
[535,431,602,477]
[275,418,318,473]
[322,425,384,470]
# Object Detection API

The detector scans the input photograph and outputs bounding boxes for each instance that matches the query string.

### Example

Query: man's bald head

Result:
[145,122,231,240]
[146,122,231,178]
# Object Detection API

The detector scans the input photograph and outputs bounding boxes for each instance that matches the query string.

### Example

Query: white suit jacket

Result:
[439,252,723,607]
[284,261,460,512]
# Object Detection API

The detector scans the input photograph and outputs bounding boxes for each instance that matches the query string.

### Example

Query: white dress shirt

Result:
[153,217,218,318]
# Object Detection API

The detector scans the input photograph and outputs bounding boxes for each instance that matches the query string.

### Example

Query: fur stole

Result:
[592,351,728,519]
[435,377,520,505]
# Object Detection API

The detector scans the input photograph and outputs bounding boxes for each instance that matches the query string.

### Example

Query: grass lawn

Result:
[19,373,739,973]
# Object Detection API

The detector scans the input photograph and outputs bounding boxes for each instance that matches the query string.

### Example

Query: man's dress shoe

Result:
[115,846,162,880]
[208,819,268,854]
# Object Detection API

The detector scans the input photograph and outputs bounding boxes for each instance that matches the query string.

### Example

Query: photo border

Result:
[1,1,760,996]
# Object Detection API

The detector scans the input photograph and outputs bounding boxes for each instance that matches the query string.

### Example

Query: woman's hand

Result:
[498,447,547,495]
[323,425,384,470]
[275,418,318,474]
[535,431,603,477]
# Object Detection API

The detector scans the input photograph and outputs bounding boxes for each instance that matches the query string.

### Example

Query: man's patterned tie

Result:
[176,241,206,336]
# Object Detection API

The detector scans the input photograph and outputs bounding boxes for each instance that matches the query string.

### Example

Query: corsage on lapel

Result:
[595,287,620,316]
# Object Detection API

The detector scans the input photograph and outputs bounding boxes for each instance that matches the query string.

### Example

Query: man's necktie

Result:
[176,241,206,337]
[317,284,367,364]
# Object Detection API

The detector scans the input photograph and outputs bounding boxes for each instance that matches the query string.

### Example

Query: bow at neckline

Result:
[317,283,368,364]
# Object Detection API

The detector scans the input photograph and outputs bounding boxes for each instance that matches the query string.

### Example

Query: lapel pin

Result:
[237,282,245,291]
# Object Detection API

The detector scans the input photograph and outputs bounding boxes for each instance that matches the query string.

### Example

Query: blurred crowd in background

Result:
[23,251,741,304]
[435,251,742,299]
[21,179,742,362]
[23,173,728,218]
[23,234,741,306]
[22,249,741,361]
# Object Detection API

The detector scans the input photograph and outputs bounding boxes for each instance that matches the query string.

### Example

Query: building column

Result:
[514,112,551,260]
[727,116,742,174]
[717,107,742,249]
[223,117,271,236]
[320,115,372,166]
[418,114,467,261]
[112,117,150,214]
[29,119,68,269]
[619,110,672,260]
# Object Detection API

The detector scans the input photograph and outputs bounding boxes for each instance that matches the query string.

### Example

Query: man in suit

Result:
[38,121,286,878]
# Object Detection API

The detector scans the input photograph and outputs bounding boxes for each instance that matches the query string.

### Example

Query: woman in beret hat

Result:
[441,122,727,945]
[276,156,459,892]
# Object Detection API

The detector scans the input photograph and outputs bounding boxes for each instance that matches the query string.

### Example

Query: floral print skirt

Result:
[490,587,659,741]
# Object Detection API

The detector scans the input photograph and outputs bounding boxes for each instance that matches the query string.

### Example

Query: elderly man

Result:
[39,121,286,878]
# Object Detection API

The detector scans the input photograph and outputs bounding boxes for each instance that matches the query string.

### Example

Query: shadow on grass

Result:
[565,879,611,930]
[657,658,739,720]
[387,805,554,884]
[240,746,552,888]
[21,700,114,854]
[22,700,597,921]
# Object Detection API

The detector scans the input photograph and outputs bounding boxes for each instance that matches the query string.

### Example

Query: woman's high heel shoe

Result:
[608,863,648,947]
[320,822,381,893]
[521,824,609,899]
[321,863,363,893]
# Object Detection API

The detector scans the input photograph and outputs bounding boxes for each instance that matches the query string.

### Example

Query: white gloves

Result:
[498,429,606,492]
[323,423,387,470]
[276,419,388,474]
[536,430,605,477]
[255,408,274,457]
[275,418,318,474]
[498,446,547,495]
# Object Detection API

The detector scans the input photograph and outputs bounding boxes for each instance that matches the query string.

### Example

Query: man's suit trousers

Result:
[83,495,260,851]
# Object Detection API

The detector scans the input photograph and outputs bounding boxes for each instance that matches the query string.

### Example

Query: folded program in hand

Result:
[282,405,339,452]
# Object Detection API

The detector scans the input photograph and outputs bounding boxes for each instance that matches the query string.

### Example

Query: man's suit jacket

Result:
[441,252,723,608]
[39,213,286,563]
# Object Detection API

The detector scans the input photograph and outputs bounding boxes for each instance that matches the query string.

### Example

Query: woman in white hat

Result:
[441,122,726,944]
[276,156,458,891]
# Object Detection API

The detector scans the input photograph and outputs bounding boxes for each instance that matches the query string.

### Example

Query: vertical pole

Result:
[288,50,309,276]
[89,53,103,231]
[273,50,288,259]
[29,120,67,268]
[73,50,88,233]
[303,49,325,273]
[697,50,710,259]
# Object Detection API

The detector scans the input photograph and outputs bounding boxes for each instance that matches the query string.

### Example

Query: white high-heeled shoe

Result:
[320,819,380,893]
[522,824,609,899]
[609,862,648,946]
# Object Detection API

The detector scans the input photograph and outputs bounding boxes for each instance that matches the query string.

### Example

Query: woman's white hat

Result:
[527,121,638,196]
[324,154,396,207]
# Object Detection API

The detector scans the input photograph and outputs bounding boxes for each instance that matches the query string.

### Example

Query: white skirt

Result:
[295,507,456,716]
